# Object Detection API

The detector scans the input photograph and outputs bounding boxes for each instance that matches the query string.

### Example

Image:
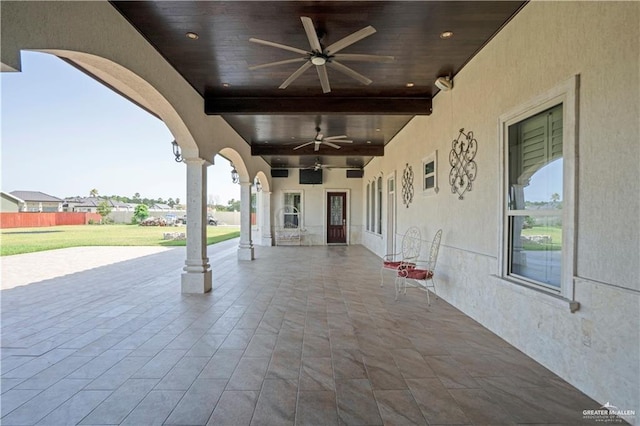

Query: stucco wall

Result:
[1,194,20,212]
[271,168,364,245]
[362,1,639,419]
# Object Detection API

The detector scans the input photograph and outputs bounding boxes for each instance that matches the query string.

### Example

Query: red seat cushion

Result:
[383,261,415,270]
[399,268,433,280]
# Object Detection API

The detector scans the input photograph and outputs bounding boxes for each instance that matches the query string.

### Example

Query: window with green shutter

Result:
[506,104,563,289]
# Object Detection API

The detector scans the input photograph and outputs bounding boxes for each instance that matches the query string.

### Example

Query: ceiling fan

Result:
[293,126,353,151]
[249,16,394,93]
[303,158,332,171]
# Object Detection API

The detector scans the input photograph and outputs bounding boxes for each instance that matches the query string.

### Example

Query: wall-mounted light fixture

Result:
[171,140,182,162]
[230,163,240,184]
[255,178,262,192]
[435,75,453,91]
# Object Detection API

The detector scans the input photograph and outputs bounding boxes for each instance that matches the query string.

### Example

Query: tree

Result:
[96,200,112,223]
[227,198,240,212]
[89,188,99,198]
[524,215,536,229]
[133,204,149,223]
[551,193,560,203]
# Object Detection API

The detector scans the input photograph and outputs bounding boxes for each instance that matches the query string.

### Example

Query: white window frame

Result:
[368,179,376,234]
[498,75,578,299]
[282,190,303,229]
[377,176,383,235]
[422,150,438,196]
[366,182,370,231]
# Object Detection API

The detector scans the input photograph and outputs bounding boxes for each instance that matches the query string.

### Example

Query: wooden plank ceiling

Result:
[111,1,526,169]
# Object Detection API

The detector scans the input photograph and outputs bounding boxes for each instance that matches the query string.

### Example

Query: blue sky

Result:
[1,51,239,204]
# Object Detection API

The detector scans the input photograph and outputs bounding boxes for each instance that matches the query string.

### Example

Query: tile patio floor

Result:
[1,238,600,425]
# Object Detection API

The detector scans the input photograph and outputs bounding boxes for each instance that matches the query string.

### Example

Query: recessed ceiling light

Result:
[222,83,231,88]
[186,32,199,40]
[375,128,381,132]
[440,31,454,39]
[366,140,372,144]
[406,82,415,88]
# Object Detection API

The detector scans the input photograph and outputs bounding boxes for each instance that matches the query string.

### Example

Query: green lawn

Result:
[521,225,562,251]
[0,224,240,256]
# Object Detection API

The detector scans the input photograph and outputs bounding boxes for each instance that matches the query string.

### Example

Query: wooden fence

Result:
[0,212,102,228]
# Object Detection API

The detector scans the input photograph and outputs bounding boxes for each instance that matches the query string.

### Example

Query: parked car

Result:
[164,214,177,225]
[175,215,217,225]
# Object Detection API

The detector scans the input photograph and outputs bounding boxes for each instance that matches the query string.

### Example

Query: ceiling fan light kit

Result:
[249,16,394,93]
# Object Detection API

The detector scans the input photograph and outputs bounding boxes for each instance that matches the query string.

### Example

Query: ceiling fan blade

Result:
[333,53,395,63]
[326,26,376,54]
[327,61,372,85]
[323,141,342,149]
[323,135,348,140]
[280,62,313,89]
[293,141,315,150]
[249,57,307,70]
[249,38,308,55]
[301,17,322,52]
[316,65,331,93]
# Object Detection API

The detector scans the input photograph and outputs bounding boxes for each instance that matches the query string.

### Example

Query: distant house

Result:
[64,197,132,213]
[1,191,25,212]
[9,191,62,212]
[150,203,172,211]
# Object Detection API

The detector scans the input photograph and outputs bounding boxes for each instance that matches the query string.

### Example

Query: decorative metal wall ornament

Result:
[448,128,478,200]
[401,163,414,208]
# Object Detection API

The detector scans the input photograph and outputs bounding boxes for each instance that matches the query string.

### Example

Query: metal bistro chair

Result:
[396,229,443,305]
[380,226,422,287]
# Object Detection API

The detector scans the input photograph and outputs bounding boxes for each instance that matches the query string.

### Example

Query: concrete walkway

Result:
[1,246,174,290]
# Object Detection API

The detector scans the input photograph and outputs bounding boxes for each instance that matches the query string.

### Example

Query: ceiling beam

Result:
[206,97,432,115]
[251,144,384,156]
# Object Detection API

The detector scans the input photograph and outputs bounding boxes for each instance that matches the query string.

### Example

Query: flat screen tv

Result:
[299,169,323,185]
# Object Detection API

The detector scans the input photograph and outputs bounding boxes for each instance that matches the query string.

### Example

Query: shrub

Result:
[133,204,149,223]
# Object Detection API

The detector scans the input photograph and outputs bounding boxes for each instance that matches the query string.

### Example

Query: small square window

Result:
[422,151,438,195]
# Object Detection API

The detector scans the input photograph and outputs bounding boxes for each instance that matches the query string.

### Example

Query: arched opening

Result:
[2,51,187,219]
[218,148,255,259]
[2,50,224,293]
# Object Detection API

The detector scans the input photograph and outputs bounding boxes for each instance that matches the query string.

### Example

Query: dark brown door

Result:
[327,192,347,244]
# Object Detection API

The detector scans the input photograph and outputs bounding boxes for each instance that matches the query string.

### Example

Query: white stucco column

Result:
[181,158,212,293]
[238,181,254,260]
[260,191,273,246]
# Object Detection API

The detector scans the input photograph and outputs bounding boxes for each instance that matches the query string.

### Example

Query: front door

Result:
[327,192,347,244]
